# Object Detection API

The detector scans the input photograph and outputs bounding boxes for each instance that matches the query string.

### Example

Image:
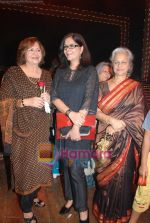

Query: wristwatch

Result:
[65,109,72,117]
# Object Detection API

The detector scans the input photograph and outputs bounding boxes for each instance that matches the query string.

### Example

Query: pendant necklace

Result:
[69,70,76,81]
[26,75,40,85]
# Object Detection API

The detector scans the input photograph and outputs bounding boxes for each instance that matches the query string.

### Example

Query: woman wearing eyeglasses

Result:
[93,47,145,223]
[52,33,99,223]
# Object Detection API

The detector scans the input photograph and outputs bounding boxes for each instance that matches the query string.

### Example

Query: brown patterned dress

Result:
[0,66,52,195]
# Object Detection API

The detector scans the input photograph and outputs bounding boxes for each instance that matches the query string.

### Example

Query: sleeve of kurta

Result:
[142,110,150,131]
[0,67,16,144]
[80,66,99,113]
[51,69,61,102]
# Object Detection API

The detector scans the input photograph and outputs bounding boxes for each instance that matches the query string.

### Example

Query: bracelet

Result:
[79,112,85,119]
[22,99,25,107]
[105,117,109,125]
[65,109,72,117]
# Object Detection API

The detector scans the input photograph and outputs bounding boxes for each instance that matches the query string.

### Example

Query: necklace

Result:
[65,69,76,81]
[27,76,40,85]
[69,70,76,81]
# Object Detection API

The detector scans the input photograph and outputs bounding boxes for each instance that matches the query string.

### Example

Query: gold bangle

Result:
[74,123,81,127]
[105,117,109,125]
[16,99,22,107]
[79,112,85,119]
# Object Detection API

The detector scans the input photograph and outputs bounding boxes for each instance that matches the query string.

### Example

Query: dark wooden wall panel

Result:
[0,3,129,69]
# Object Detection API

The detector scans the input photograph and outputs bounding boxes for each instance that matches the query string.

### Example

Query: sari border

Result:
[93,203,131,223]
[96,136,132,187]
[98,79,140,114]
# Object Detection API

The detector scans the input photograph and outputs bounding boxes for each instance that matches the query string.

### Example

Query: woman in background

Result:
[96,61,112,82]
[0,37,52,223]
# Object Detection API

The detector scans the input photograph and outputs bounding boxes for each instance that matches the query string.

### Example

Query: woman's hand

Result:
[139,163,148,179]
[23,97,44,108]
[106,126,116,135]
[109,117,126,132]
[69,111,85,126]
[41,92,50,104]
[65,125,81,141]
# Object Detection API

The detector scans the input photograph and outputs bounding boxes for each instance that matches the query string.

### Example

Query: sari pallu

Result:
[93,78,145,223]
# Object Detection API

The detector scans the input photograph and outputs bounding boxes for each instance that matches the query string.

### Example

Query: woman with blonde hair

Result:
[0,37,52,223]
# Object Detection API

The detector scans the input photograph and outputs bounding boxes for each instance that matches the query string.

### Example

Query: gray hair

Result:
[110,47,134,75]
[96,61,111,74]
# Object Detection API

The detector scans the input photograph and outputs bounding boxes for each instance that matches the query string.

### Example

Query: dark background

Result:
[0,0,146,80]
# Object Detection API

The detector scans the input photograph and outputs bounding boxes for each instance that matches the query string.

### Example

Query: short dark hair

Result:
[59,33,91,68]
[16,37,45,66]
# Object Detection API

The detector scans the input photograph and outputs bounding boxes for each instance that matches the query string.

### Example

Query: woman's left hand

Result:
[106,126,116,135]
[109,117,126,132]
[65,125,81,141]
[41,92,50,104]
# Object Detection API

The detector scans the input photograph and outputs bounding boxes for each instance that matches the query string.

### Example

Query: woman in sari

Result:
[93,47,145,223]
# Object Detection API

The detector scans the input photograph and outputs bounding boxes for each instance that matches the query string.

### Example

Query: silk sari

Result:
[93,78,145,223]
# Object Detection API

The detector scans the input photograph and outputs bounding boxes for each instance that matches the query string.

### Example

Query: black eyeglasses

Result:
[63,44,79,50]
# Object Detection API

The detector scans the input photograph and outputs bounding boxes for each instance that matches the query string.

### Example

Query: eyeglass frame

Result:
[63,44,79,50]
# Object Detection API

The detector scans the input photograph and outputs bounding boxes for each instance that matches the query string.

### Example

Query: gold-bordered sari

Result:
[93,78,145,223]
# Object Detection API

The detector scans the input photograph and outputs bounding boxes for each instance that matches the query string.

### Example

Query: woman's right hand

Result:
[23,97,44,108]
[106,126,116,135]
[109,117,126,132]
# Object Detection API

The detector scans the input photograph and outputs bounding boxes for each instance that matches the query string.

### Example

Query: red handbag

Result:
[56,112,96,140]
